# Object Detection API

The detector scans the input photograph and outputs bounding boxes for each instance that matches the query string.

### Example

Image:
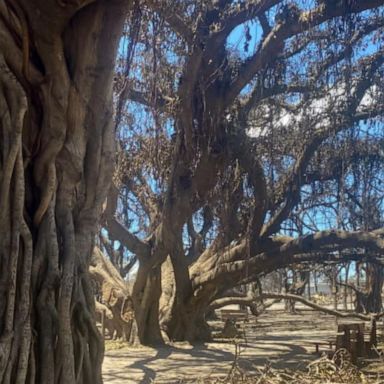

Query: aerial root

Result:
[33,163,56,226]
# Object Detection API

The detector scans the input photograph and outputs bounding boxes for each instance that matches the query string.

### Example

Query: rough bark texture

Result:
[364,263,383,313]
[90,247,135,342]
[0,1,129,382]
[355,263,383,313]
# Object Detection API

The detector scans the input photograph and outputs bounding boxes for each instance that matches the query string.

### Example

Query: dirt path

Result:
[103,308,340,383]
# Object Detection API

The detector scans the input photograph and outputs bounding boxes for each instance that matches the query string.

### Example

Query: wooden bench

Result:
[336,322,380,361]
[310,322,382,359]
[310,338,335,355]
[220,309,249,324]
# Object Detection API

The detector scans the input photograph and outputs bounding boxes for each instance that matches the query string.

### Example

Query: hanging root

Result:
[33,163,56,226]
[0,52,29,384]
[7,1,30,81]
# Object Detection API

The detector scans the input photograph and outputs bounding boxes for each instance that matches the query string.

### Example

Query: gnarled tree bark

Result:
[90,247,135,342]
[0,1,129,382]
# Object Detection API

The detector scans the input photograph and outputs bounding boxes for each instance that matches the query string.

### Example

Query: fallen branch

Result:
[209,291,384,321]
[259,292,384,321]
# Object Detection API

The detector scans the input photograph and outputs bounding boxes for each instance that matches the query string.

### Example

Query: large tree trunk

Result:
[158,253,214,342]
[355,262,383,313]
[283,270,309,313]
[365,263,383,313]
[162,287,213,342]
[132,264,164,345]
[165,309,212,342]
[0,1,128,382]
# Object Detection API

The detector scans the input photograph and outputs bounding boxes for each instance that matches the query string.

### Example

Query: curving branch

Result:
[107,217,150,260]
[146,0,194,43]
[214,0,279,42]
[241,17,384,118]
[193,229,384,289]
[224,0,384,106]
[261,52,384,237]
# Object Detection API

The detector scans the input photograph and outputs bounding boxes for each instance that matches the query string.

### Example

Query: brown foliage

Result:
[105,0,384,345]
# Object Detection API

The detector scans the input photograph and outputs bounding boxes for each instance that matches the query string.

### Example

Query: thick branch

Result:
[146,1,194,43]
[262,52,384,236]
[107,217,150,259]
[225,0,384,106]
[193,229,384,289]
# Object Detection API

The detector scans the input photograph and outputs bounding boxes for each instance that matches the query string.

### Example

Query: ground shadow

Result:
[103,309,339,383]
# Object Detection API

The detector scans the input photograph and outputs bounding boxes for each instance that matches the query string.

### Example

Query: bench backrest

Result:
[220,309,249,321]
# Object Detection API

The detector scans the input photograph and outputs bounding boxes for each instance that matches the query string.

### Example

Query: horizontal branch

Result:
[209,295,256,311]
[209,291,384,320]
[259,292,384,320]
[193,229,384,288]
[125,88,171,110]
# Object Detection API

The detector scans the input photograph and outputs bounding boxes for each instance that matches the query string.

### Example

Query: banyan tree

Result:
[1,1,384,383]
[105,0,384,345]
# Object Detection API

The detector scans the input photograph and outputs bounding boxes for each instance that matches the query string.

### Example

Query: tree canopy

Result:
[102,0,384,344]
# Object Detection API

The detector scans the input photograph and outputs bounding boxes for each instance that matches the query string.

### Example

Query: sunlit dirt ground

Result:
[102,305,359,383]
